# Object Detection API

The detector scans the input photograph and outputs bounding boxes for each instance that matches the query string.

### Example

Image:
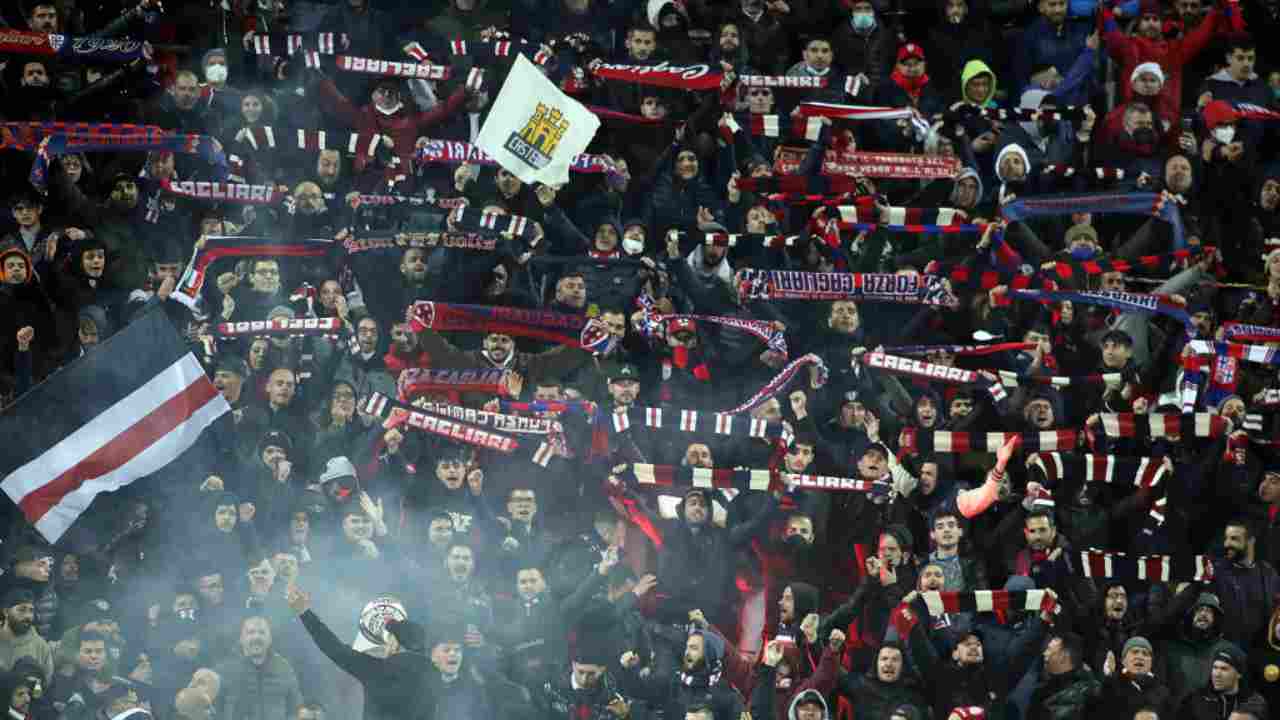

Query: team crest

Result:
[505,103,568,170]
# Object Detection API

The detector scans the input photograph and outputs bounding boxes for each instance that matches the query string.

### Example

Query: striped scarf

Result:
[736,270,960,307]
[628,463,890,495]
[1038,248,1210,284]
[1096,413,1230,440]
[1003,288,1191,328]
[362,392,556,466]
[1041,165,1126,181]
[719,114,826,143]
[611,406,794,445]
[811,204,967,229]
[233,126,387,157]
[1186,340,1280,366]
[723,353,828,415]
[1078,551,1214,582]
[635,294,787,356]
[919,589,1058,617]
[0,121,164,148]
[994,369,1126,390]
[796,102,931,137]
[1222,322,1280,343]
[947,105,1082,123]
[1001,192,1185,247]
[406,301,614,354]
[1028,452,1169,489]
[675,231,803,249]
[249,32,347,55]
[899,428,1079,454]
[173,236,333,310]
[397,368,511,401]
[446,207,539,242]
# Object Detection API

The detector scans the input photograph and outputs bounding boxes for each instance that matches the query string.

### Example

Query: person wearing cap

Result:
[1097,636,1171,720]
[1179,641,1266,720]
[1099,0,1239,124]
[0,587,52,682]
[5,546,58,641]
[210,354,250,408]
[285,584,434,720]
[869,45,944,152]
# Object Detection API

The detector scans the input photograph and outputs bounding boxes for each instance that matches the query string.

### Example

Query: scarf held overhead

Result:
[737,269,959,307]
[397,368,512,401]
[362,392,555,466]
[172,236,333,310]
[406,301,614,354]
[627,463,890,495]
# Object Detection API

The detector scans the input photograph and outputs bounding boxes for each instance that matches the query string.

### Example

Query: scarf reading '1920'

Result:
[406,301,615,354]
[737,269,960,308]
[361,392,556,466]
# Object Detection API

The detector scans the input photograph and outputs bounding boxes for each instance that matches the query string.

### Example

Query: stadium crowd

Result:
[4,0,1280,718]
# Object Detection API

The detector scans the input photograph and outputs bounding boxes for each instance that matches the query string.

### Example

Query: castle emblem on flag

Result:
[505,103,569,170]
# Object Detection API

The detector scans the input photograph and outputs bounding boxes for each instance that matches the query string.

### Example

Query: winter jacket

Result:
[836,663,930,720]
[1026,666,1102,720]
[1012,17,1092,92]
[1212,558,1280,648]
[831,19,895,88]
[297,609,433,720]
[1098,673,1173,720]
[1177,683,1268,720]
[213,652,303,720]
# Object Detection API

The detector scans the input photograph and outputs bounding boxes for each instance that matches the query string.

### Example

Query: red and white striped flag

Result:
[0,311,229,542]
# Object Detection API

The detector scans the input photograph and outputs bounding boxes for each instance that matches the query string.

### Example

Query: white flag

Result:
[475,53,600,185]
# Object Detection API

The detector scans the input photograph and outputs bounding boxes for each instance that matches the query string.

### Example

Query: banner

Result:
[772,145,959,179]
[475,54,600,185]
[0,29,145,64]
[589,60,722,90]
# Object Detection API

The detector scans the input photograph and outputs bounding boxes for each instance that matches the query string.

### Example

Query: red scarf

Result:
[891,70,930,102]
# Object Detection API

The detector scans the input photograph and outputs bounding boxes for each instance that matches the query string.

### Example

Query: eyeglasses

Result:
[748,90,772,97]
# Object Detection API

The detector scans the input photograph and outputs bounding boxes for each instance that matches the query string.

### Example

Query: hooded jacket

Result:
[297,610,434,720]
[0,247,56,378]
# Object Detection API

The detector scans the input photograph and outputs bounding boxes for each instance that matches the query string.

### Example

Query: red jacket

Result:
[1099,4,1241,122]
[317,78,466,188]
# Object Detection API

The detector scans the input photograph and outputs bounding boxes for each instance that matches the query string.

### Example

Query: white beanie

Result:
[320,456,359,484]
[995,144,1030,182]
[1130,62,1166,88]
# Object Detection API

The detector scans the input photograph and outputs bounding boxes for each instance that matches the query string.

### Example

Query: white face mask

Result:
[622,237,645,256]
[205,64,228,84]
[1213,125,1236,144]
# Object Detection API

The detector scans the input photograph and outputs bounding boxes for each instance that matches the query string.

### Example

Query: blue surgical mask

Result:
[851,12,875,30]
[1069,245,1096,261]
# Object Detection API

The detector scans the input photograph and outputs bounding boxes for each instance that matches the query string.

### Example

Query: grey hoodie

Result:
[787,689,829,720]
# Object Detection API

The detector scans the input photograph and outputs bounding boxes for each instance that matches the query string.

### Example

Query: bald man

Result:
[175,688,213,720]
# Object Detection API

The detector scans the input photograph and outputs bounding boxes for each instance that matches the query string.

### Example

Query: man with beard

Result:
[0,590,52,680]
[348,246,439,330]
[1086,583,1143,676]
[335,316,395,400]
[1212,520,1280,647]
[619,626,745,720]
[836,642,928,720]
[214,617,302,720]
[55,171,150,291]
[4,547,58,641]
[1022,633,1101,720]
[1162,592,1224,705]
[287,584,433,720]
[426,543,493,647]
[415,326,594,405]
[533,641,635,720]
[494,567,565,690]
[383,321,429,375]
